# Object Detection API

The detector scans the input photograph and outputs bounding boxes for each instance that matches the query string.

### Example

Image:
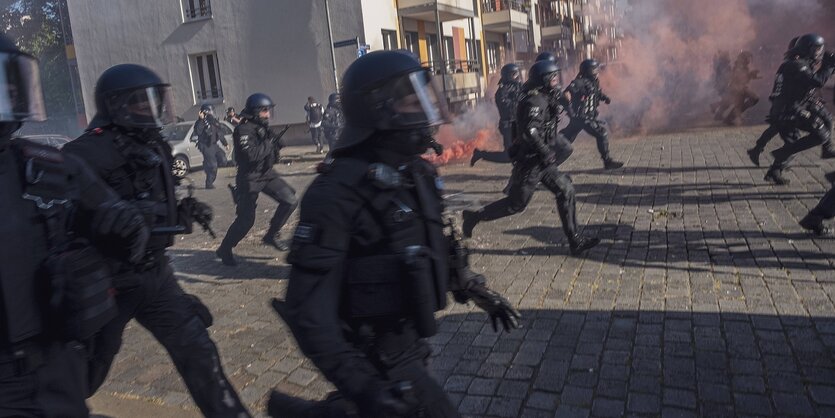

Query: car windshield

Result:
[161,124,191,142]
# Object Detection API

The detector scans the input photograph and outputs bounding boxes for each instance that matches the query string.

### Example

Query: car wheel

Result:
[172,155,190,178]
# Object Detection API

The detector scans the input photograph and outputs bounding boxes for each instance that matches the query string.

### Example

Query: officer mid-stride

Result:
[266,50,521,417]
[63,63,251,417]
[0,32,150,416]
[462,60,601,256]
[305,96,326,153]
[216,93,298,266]
[763,33,835,185]
[194,103,229,189]
[560,59,624,170]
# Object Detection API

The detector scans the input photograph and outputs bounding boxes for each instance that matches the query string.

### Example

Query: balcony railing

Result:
[185,4,211,20]
[195,87,223,101]
[423,59,481,75]
[481,0,529,13]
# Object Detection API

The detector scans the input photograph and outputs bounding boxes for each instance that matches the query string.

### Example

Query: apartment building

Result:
[66,0,618,124]
[538,0,621,71]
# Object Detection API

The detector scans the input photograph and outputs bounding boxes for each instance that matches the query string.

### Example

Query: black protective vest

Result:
[332,158,449,338]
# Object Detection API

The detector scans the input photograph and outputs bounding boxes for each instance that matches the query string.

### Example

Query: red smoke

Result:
[424,128,492,165]
[594,0,829,135]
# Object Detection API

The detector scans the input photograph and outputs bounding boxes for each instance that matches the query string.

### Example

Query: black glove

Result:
[461,282,522,333]
[602,94,612,105]
[92,200,150,264]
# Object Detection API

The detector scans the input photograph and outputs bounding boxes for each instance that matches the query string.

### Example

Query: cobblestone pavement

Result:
[91,125,835,417]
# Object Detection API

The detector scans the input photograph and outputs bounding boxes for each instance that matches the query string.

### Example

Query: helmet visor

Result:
[0,52,46,122]
[105,85,175,128]
[388,70,446,129]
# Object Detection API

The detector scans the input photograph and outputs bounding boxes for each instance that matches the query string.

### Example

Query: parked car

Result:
[14,134,72,149]
[162,120,235,178]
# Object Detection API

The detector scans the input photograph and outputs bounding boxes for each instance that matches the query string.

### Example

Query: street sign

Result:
[333,37,359,48]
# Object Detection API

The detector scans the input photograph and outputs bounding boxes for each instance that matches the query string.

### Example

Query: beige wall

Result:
[67,0,364,125]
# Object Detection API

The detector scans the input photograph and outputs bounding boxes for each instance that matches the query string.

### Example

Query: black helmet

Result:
[200,103,214,114]
[241,93,275,120]
[500,63,521,83]
[536,52,557,63]
[528,60,561,91]
[793,33,825,60]
[336,50,446,151]
[328,93,340,105]
[788,36,799,51]
[0,32,46,125]
[579,59,600,79]
[91,63,175,129]
[226,106,235,113]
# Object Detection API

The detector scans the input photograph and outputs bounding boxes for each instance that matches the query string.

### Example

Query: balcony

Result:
[481,0,529,33]
[540,15,573,40]
[398,0,476,22]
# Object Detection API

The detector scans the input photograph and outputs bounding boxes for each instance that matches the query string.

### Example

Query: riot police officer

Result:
[470,63,523,165]
[560,59,624,169]
[322,92,345,151]
[0,33,150,417]
[216,93,298,265]
[194,103,229,189]
[462,60,601,256]
[764,33,835,185]
[267,50,521,417]
[62,64,251,417]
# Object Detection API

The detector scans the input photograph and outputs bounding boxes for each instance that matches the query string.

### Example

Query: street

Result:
[92,124,835,417]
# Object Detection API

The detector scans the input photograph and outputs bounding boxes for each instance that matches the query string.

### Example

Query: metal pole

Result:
[324,0,339,90]
[435,2,446,94]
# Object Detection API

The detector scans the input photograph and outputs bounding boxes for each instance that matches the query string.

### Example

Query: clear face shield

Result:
[105,85,176,128]
[0,52,46,122]
[386,70,448,129]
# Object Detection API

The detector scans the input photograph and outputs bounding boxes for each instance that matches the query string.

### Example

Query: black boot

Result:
[569,235,600,256]
[825,171,835,184]
[822,144,835,159]
[263,233,290,251]
[462,210,479,238]
[764,168,790,185]
[603,158,624,170]
[215,246,237,266]
[470,149,482,167]
[267,390,318,418]
[799,213,833,237]
[747,147,762,167]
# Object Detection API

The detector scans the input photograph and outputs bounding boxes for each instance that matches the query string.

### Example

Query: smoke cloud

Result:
[597,0,831,134]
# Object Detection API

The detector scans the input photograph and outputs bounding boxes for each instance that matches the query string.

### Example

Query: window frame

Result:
[188,51,224,104]
[182,0,212,22]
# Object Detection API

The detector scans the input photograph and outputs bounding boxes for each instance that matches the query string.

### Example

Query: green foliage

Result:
[1,0,75,117]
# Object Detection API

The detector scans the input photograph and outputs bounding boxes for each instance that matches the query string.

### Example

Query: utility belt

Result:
[344,246,438,338]
[0,341,46,379]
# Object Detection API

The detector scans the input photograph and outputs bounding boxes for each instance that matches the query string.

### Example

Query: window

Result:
[427,34,441,69]
[381,29,397,50]
[404,32,419,55]
[443,36,455,71]
[189,52,223,102]
[183,0,211,21]
[486,42,499,73]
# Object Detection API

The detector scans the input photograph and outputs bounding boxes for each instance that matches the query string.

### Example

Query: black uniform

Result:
[218,117,298,253]
[194,115,229,188]
[800,176,835,236]
[0,138,148,417]
[305,101,325,153]
[268,50,520,418]
[322,102,345,151]
[560,76,616,164]
[64,127,249,418]
[463,80,599,254]
[765,56,835,180]
[478,80,523,164]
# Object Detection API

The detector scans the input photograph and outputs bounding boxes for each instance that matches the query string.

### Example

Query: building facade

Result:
[66,0,619,124]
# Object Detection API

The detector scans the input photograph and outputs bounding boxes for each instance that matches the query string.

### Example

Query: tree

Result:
[1,0,75,118]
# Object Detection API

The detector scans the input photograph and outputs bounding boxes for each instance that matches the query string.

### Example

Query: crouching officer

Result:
[267,50,521,417]
[63,64,251,417]
[216,93,298,265]
[0,33,150,416]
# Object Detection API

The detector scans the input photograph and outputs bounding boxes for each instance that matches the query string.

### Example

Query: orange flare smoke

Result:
[424,128,493,166]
